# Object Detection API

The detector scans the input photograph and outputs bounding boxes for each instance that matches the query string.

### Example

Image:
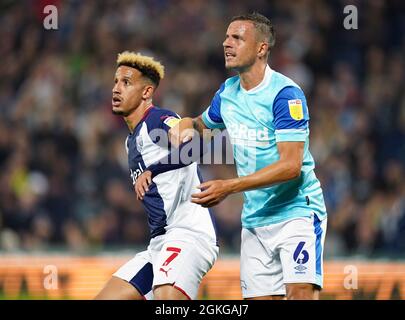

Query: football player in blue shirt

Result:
[165,12,328,300]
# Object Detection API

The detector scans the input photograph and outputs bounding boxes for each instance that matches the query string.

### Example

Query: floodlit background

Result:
[0,0,404,299]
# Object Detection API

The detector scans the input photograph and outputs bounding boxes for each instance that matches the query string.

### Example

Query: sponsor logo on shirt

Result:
[130,162,144,185]
[288,99,304,120]
[227,123,270,147]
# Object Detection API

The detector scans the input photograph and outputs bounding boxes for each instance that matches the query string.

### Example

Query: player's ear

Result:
[142,85,155,99]
[258,42,269,58]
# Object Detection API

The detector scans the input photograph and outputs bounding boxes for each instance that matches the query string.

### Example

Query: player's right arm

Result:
[169,83,226,146]
[168,116,207,147]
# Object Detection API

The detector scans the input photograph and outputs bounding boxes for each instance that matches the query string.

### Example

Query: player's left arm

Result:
[191,86,308,207]
[191,142,303,207]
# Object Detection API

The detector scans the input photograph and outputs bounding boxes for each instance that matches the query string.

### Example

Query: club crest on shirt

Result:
[288,99,304,120]
[136,135,143,152]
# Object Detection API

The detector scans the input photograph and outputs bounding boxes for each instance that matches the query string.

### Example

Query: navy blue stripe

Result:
[129,262,153,296]
[313,214,323,275]
[128,129,167,239]
[208,83,225,123]
[142,182,167,238]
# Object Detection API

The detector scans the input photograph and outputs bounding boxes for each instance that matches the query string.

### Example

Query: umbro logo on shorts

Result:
[294,264,307,272]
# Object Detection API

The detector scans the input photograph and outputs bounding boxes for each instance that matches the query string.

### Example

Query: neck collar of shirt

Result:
[129,104,154,135]
[240,65,273,94]
[139,104,154,123]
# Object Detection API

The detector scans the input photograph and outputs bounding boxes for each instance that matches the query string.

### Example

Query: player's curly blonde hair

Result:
[117,51,165,86]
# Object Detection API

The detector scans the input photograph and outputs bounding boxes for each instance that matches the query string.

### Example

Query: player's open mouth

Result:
[112,96,122,106]
[225,52,236,60]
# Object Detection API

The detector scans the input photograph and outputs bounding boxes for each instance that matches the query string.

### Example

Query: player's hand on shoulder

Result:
[168,117,194,147]
[135,170,152,201]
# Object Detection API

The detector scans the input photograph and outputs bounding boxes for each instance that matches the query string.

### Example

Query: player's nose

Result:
[112,83,120,94]
[223,37,232,48]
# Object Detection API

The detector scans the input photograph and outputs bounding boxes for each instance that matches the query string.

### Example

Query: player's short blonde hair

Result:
[116,51,165,86]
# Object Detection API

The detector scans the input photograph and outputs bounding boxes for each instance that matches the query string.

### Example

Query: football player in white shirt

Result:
[95,51,218,300]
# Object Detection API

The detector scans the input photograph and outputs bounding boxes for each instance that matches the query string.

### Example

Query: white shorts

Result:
[113,231,218,300]
[240,213,327,298]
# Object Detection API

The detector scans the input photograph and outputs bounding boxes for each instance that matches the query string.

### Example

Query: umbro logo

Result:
[294,265,307,272]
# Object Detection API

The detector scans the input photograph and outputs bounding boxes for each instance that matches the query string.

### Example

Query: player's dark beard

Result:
[112,107,132,117]
[112,109,126,116]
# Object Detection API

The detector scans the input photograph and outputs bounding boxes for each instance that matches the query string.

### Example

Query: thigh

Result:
[240,228,286,298]
[285,283,320,300]
[112,249,154,299]
[153,284,190,300]
[279,214,327,289]
[152,237,218,300]
[94,276,143,300]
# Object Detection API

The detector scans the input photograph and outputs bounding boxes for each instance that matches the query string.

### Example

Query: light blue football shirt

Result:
[202,65,327,228]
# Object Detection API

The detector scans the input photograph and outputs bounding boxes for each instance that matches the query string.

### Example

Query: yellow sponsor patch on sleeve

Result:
[163,116,181,128]
[288,99,304,120]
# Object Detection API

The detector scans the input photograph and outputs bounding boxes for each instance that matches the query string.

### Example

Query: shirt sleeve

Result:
[159,114,182,133]
[273,86,310,143]
[202,83,226,129]
[146,110,181,148]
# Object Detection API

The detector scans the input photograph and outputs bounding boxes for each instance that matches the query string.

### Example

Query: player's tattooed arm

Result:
[169,115,210,147]
[193,115,214,142]
[192,116,207,135]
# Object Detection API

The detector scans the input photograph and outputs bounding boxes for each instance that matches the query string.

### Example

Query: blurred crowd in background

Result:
[0,0,404,257]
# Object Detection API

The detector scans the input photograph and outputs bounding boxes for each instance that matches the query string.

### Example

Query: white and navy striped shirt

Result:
[126,105,217,243]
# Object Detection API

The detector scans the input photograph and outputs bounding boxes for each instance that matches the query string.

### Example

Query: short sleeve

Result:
[145,109,181,148]
[273,86,309,142]
[160,114,182,133]
[202,83,226,129]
